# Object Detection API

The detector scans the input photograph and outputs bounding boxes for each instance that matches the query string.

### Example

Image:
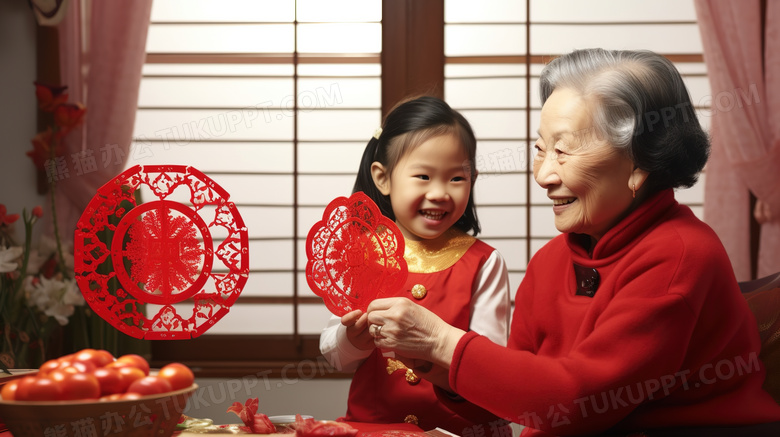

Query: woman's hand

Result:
[341,309,374,351]
[395,354,453,391]
[366,297,466,368]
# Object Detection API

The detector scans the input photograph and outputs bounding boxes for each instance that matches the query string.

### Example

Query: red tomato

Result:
[74,348,115,368]
[59,360,97,374]
[47,369,69,384]
[91,367,123,396]
[1,380,20,401]
[38,359,61,376]
[105,360,134,371]
[116,366,146,392]
[94,349,116,367]
[59,372,101,400]
[158,363,195,391]
[126,375,172,396]
[99,393,124,402]
[115,354,150,375]
[12,376,38,401]
[120,392,143,400]
[16,377,63,401]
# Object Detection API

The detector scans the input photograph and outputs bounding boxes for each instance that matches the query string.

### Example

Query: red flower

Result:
[26,128,59,172]
[0,204,20,226]
[54,102,86,136]
[39,256,58,279]
[227,398,277,434]
[34,81,69,112]
[32,206,43,218]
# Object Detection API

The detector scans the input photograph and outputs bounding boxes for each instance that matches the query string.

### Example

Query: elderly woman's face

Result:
[534,88,635,242]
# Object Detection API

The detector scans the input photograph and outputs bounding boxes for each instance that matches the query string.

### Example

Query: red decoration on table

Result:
[306,192,407,317]
[361,430,428,437]
[74,165,249,339]
[295,415,358,437]
[227,397,277,434]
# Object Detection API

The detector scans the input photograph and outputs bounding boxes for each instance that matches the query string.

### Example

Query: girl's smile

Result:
[373,133,472,242]
[419,209,447,221]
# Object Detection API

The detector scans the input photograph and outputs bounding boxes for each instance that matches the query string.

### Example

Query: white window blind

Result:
[131,0,710,343]
[132,0,382,336]
[444,0,709,291]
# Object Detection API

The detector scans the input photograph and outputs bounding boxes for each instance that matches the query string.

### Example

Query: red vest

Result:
[343,240,494,434]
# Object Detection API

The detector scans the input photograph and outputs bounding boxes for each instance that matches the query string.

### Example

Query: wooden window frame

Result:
[36,0,734,379]
[148,0,445,378]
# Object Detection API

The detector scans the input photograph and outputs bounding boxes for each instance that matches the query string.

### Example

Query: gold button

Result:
[404,369,420,385]
[404,415,419,425]
[411,284,427,299]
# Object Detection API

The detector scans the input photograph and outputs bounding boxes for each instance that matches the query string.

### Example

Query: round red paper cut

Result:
[74,165,249,339]
[112,200,213,305]
[306,192,408,316]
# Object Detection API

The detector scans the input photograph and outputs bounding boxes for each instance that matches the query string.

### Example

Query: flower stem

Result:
[16,210,34,290]
[49,136,68,277]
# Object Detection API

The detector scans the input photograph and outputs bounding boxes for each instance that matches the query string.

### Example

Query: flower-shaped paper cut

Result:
[74,165,249,339]
[306,192,407,316]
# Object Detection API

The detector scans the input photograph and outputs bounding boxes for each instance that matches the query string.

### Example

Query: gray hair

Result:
[539,48,709,193]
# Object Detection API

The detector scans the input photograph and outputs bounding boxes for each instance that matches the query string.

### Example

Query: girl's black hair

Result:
[352,96,481,236]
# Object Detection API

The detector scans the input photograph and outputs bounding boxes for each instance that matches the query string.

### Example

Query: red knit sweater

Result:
[448,190,780,436]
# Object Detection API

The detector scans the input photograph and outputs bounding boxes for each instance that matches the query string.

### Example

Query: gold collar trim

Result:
[404,228,476,273]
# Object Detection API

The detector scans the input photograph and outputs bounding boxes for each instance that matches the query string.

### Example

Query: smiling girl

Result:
[319,96,511,434]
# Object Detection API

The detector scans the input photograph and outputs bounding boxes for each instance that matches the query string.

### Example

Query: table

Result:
[1,421,430,436]
[174,421,426,436]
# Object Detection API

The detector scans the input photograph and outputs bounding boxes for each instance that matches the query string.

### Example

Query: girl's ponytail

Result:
[352,136,395,221]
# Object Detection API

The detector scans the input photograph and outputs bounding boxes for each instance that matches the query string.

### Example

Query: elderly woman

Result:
[365,48,780,436]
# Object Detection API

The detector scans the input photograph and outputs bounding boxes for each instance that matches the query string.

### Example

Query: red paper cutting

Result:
[306,192,407,317]
[74,165,249,339]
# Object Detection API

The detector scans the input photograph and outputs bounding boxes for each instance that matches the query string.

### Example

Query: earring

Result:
[632,183,636,199]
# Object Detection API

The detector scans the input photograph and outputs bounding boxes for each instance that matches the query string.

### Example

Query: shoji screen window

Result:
[444,0,710,293]
[444,0,529,292]
[133,0,381,373]
[528,0,708,249]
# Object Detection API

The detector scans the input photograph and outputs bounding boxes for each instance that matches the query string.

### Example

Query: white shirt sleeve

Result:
[469,249,511,346]
[319,314,373,373]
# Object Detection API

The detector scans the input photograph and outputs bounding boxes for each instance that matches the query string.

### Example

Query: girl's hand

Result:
[366,297,466,368]
[341,309,374,351]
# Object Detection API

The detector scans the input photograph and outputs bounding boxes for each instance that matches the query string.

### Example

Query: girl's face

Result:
[374,133,472,242]
[533,87,637,242]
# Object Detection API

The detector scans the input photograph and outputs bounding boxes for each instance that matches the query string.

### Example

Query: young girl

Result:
[319,96,512,434]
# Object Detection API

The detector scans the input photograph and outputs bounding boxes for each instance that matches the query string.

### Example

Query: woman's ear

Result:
[629,166,649,193]
[371,162,391,196]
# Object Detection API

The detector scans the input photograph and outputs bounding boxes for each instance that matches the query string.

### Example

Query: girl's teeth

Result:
[421,210,445,220]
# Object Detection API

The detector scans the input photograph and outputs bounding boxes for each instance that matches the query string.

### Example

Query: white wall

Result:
[184,377,350,424]
[0,1,46,218]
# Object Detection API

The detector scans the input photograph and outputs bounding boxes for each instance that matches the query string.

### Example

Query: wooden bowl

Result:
[0,383,197,437]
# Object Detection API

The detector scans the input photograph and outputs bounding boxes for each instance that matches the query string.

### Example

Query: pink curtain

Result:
[49,0,152,243]
[695,0,780,280]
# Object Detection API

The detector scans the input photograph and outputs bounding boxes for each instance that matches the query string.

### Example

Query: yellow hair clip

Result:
[373,127,383,140]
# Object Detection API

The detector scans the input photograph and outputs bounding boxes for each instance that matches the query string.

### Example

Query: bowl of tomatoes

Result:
[0,348,197,437]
